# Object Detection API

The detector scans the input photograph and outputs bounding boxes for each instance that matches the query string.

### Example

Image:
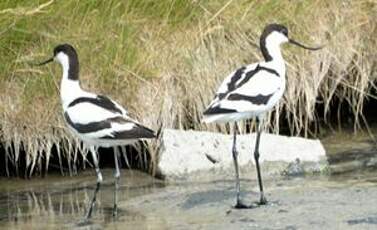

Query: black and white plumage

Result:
[63,93,155,147]
[203,24,322,208]
[203,62,284,123]
[39,44,155,219]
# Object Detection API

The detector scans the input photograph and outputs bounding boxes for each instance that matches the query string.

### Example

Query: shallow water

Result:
[0,168,377,229]
[0,170,164,229]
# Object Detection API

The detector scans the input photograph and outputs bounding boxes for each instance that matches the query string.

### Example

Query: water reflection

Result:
[2,187,89,219]
[0,170,166,229]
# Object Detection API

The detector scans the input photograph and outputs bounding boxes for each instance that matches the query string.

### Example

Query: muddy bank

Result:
[1,169,377,229]
[125,173,377,230]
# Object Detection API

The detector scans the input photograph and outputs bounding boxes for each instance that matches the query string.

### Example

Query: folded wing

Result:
[204,63,281,115]
[64,95,155,140]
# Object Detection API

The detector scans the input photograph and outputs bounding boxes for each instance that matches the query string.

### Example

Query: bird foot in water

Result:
[76,219,93,227]
[233,200,258,209]
[112,205,118,217]
[257,196,268,205]
[258,196,268,205]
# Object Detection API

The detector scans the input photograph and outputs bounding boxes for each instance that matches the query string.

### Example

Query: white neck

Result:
[57,53,83,109]
[264,34,286,78]
[262,35,287,80]
[264,31,288,64]
[265,40,284,63]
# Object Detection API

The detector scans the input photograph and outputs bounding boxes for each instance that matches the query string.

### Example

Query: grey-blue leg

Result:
[254,119,267,205]
[85,147,103,220]
[113,146,121,217]
[232,123,251,209]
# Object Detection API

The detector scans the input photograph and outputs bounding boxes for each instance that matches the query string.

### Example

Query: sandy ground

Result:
[0,169,377,230]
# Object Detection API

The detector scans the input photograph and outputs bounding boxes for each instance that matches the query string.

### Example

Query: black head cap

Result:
[262,24,288,38]
[53,43,78,58]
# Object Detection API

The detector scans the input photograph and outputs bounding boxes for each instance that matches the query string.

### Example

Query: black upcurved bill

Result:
[289,39,323,50]
[37,57,54,66]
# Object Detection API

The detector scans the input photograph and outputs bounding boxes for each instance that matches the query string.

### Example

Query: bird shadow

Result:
[181,188,258,210]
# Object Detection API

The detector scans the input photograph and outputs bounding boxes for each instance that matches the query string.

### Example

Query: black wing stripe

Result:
[65,112,155,139]
[236,65,279,90]
[227,93,274,105]
[203,106,237,115]
[260,66,280,77]
[64,112,111,133]
[68,95,123,114]
[101,124,156,139]
[218,66,246,100]
[217,65,279,100]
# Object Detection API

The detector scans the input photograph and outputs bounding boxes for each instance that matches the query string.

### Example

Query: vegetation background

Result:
[0,0,376,176]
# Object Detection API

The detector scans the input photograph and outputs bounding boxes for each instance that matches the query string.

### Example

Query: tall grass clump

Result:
[0,0,376,176]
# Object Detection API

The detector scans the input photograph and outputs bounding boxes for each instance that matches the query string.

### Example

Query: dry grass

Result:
[0,0,376,176]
